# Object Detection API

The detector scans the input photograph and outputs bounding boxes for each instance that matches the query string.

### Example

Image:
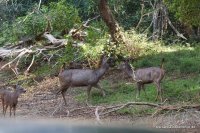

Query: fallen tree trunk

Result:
[43,32,68,46]
[56,101,200,122]
[0,16,100,76]
[0,30,69,75]
[0,48,33,59]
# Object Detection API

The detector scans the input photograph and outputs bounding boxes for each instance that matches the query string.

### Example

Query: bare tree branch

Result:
[100,102,160,116]
[38,0,42,11]
[43,32,68,46]
[0,48,34,70]
[95,106,103,124]
[136,0,145,29]
[166,17,187,40]
[24,55,35,75]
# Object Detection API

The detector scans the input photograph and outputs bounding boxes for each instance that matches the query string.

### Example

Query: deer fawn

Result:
[0,84,26,117]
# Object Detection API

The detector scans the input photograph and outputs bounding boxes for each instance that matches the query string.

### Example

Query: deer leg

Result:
[154,83,159,101]
[157,82,163,102]
[13,105,16,117]
[154,82,162,102]
[136,83,141,99]
[61,89,68,106]
[2,99,4,115]
[9,106,12,117]
[86,85,92,106]
[94,84,105,97]
[4,105,8,117]
[141,84,147,97]
[87,85,92,101]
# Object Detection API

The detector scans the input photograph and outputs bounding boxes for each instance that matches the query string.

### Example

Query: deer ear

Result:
[101,54,108,62]
[11,84,17,89]
[102,56,108,64]
[125,58,135,63]
[124,59,129,64]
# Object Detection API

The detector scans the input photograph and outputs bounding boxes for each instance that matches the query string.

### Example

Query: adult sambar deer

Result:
[119,58,165,102]
[57,55,109,105]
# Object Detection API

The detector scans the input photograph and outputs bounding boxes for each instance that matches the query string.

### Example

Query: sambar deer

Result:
[57,55,110,105]
[0,84,26,117]
[119,59,165,101]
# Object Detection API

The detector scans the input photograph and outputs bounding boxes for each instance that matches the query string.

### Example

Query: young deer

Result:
[58,55,110,105]
[119,59,165,101]
[0,85,26,117]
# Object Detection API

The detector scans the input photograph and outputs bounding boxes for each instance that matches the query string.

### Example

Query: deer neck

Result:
[124,66,133,77]
[13,91,20,100]
[95,65,108,78]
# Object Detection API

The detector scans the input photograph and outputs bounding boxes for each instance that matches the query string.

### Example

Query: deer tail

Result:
[160,58,165,69]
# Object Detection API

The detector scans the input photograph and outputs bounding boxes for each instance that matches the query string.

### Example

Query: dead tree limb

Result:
[166,17,187,40]
[100,102,160,116]
[151,0,187,41]
[0,15,98,76]
[60,101,200,120]
[95,106,103,124]
[38,0,42,11]
[70,15,100,36]
[152,104,200,117]
[160,3,187,40]
[68,16,99,42]
[0,48,34,70]
[0,43,66,75]
[136,0,145,29]
[99,102,200,118]
[24,55,35,75]
[43,32,68,46]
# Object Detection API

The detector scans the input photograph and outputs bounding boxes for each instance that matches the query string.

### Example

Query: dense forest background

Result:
[0,0,199,44]
[0,0,199,73]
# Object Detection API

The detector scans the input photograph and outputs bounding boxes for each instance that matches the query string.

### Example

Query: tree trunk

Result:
[152,0,163,41]
[152,0,168,41]
[98,0,125,58]
[99,0,118,42]
[152,1,159,41]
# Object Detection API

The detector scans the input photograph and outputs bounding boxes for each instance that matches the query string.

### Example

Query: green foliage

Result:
[34,64,52,77]
[117,29,159,58]
[163,76,200,102]
[0,23,16,44]
[58,44,82,65]
[67,0,98,19]
[86,21,108,43]
[0,1,81,44]
[48,0,81,32]
[16,9,47,36]
[108,0,142,29]
[132,46,200,74]
[164,0,200,26]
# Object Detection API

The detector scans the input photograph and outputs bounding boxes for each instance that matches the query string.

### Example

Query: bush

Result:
[0,1,81,44]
